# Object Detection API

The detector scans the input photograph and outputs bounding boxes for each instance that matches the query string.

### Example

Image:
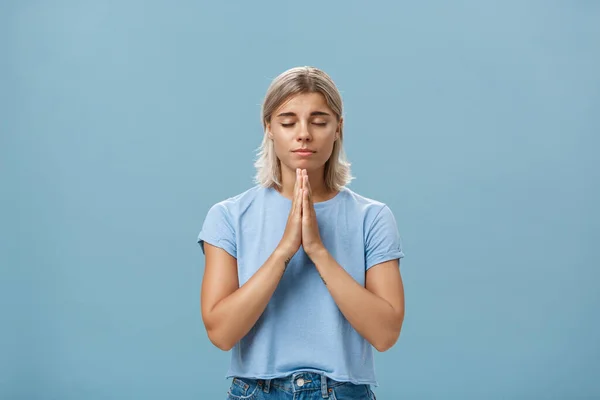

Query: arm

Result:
[200,244,291,351]
[200,168,304,351]
[309,249,405,352]
[300,172,405,352]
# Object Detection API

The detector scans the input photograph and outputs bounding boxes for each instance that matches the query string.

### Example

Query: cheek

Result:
[271,136,289,160]
[271,135,284,148]
[322,137,336,156]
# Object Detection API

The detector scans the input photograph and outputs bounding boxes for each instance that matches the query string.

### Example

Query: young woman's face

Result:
[268,92,340,174]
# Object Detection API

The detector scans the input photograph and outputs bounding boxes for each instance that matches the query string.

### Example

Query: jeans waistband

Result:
[251,372,348,397]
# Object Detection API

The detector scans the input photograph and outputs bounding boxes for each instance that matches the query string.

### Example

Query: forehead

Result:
[275,92,332,115]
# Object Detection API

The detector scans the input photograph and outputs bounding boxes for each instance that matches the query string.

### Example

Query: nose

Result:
[295,122,312,142]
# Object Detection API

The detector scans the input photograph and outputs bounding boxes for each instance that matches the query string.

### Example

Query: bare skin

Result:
[201,92,405,351]
[201,169,304,351]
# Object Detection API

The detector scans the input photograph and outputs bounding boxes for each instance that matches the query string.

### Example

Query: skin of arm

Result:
[309,249,405,352]
[200,244,291,351]
[200,169,304,351]
[301,172,405,352]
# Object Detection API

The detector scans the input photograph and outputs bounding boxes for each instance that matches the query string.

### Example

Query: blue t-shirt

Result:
[197,185,404,386]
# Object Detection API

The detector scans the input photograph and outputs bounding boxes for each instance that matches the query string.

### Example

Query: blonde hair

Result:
[254,66,353,191]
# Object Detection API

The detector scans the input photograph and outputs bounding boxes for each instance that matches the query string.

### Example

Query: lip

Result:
[292,149,316,155]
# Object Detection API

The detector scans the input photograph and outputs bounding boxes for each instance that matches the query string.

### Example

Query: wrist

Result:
[274,244,296,264]
[305,243,327,261]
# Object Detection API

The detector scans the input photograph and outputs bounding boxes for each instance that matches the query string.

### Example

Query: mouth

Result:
[292,149,316,156]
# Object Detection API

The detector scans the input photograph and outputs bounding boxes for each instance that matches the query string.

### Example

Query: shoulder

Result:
[337,187,403,263]
[337,187,394,224]
[339,186,386,207]
[205,185,266,217]
[198,186,267,255]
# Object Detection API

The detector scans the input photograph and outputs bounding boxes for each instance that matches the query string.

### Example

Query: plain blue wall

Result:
[2,1,598,399]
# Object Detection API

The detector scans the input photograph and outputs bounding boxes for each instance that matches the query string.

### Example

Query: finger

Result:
[297,180,303,217]
[304,175,313,204]
[303,188,309,219]
[303,170,312,197]
[293,168,300,211]
[303,176,308,201]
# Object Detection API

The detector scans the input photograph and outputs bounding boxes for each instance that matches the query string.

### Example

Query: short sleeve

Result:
[365,205,404,270]
[197,203,237,259]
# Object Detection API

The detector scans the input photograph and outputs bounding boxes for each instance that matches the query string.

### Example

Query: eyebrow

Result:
[276,111,331,117]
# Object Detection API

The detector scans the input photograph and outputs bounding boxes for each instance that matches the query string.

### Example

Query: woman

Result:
[198,66,405,399]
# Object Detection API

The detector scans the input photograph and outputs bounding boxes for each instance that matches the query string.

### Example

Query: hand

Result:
[277,168,303,260]
[301,170,325,257]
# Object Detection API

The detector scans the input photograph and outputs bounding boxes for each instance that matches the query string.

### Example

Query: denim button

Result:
[296,378,305,387]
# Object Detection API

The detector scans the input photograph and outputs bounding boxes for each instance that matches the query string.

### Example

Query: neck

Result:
[279,165,333,203]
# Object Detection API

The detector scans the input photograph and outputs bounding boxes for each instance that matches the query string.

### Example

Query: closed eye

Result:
[281,122,327,127]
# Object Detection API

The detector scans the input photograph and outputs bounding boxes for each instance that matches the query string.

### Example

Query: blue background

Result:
[2,1,599,399]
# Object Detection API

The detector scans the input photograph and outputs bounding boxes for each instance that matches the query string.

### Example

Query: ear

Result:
[266,123,273,139]
[336,117,344,140]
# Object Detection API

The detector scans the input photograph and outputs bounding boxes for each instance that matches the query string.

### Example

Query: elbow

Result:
[373,335,398,352]
[203,313,235,351]
[212,339,235,352]
[374,313,404,352]
[206,327,235,351]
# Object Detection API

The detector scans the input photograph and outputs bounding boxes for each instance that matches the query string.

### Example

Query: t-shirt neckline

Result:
[266,186,346,209]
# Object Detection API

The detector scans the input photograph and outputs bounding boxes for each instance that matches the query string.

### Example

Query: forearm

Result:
[205,247,290,350]
[309,248,404,352]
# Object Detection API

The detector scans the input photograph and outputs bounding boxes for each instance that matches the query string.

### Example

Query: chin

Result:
[284,159,321,172]
[296,160,321,169]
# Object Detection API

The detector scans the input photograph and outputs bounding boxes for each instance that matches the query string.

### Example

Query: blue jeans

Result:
[226,372,376,399]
